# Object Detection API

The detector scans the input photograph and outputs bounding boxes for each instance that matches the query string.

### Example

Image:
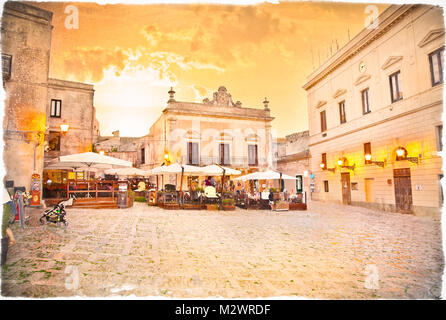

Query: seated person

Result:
[137,181,146,191]
[205,176,213,186]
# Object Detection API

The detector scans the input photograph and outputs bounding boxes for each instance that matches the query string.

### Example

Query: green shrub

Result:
[222,198,235,206]
[128,189,135,199]
[134,196,146,203]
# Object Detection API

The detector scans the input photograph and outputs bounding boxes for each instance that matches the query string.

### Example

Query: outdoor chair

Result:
[204,186,220,204]
[260,190,271,209]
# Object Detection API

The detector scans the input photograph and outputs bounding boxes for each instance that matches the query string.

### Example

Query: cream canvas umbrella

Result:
[196,164,241,176]
[234,170,297,181]
[234,170,298,192]
[49,152,132,197]
[104,167,151,177]
[149,163,201,190]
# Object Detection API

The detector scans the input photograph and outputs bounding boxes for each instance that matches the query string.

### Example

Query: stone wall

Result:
[45,78,95,162]
[2,2,52,189]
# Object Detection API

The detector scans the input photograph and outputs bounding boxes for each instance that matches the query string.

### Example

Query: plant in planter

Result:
[128,189,135,207]
[221,198,236,211]
[206,203,218,210]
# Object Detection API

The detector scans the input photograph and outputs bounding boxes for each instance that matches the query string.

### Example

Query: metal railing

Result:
[180,155,267,167]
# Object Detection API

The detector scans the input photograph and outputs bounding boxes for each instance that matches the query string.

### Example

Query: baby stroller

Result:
[39,196,74,227]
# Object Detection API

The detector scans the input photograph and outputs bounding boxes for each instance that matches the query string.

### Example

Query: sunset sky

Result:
[32,1,389,138]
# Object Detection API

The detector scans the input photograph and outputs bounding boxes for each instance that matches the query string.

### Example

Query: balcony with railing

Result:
[180,155,267,168]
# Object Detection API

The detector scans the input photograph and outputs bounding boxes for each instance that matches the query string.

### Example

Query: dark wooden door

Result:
[393,168,413,213]
[341,172,351,205]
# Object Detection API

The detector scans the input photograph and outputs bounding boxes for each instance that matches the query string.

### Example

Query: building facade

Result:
[303,4,444,218]
[94,130,139,166]
[2,2,97,192]
[275,131,310,195]
[138,86,274,185]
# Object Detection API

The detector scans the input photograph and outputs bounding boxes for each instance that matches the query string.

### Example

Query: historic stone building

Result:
[94,130,139,166]
[275,131,310,195]
[2,2,98,191]
[303,4,444,218]
[138,86,274,184]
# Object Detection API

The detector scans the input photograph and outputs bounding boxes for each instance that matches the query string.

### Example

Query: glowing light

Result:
[60,123,69,133]
[320,163,325,169]
[396,147,405,158]
[337,159,343,166]
[365,154,372,161]
[99,150,105,156]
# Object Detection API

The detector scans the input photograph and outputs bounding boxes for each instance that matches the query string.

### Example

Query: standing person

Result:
[205,176,212,186]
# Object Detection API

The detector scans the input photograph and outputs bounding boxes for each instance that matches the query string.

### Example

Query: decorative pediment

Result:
[418,28,445,48]
[315,100,327,109]
[332,88,346,99]
[219,132,233,141]
[354,73,371,86]
[381,56,403,70]
[184,130,200,140]
[245,134,260,142]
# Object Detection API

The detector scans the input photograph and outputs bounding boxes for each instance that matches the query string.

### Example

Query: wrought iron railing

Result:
[180,155,267,167]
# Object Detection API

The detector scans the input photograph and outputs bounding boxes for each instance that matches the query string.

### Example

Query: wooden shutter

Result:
[320,110,327,132]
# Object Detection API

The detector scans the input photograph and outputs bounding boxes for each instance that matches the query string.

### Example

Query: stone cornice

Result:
[3,2,53,26]
[303,4,415,91]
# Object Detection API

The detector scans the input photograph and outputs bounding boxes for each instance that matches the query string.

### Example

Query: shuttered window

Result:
[320,110,327,132]
[187,142,199,165]
[50,99,62,118]
[248,144,258,166]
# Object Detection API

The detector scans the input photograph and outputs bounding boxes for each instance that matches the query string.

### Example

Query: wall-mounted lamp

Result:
[395,146,419,164]
[365,153,385,167]
[337,157,355,170]
[60,121,69,134]
[320,162,335,172]
[99,150,105,156]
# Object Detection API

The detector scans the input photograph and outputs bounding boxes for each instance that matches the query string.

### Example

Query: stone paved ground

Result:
[1,202,443,299]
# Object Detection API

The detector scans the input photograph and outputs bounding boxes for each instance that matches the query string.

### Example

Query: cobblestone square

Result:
[1,202,443,299]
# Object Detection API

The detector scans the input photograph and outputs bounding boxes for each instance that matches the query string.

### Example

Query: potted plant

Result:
[222,198,236,211]
[206,203,218,210]
[128,189,135,207]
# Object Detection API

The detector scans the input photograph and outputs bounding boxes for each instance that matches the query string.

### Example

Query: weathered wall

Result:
[45,78,95,162]
[2,2,52,189]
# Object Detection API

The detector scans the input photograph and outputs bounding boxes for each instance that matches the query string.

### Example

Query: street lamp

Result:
[364,153,385,167]
[60,121,69,134]
[395,146,418,164]
[337,157,355,170]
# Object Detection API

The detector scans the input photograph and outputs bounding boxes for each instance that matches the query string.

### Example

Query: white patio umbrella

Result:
[197,164,241,176]
[50,152,132,170]
[49,152,132,196]
[149,163,202,190]
[234,170,298,192]
[234,170,297,181]
[104,167,151,177]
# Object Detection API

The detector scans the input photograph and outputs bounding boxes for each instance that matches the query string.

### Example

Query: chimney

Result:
[112,130,120,138]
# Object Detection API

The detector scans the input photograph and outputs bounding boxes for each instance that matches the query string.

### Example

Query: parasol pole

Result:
[215,163,226,210]
[180,165,185,206]
[279,172,283,193]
